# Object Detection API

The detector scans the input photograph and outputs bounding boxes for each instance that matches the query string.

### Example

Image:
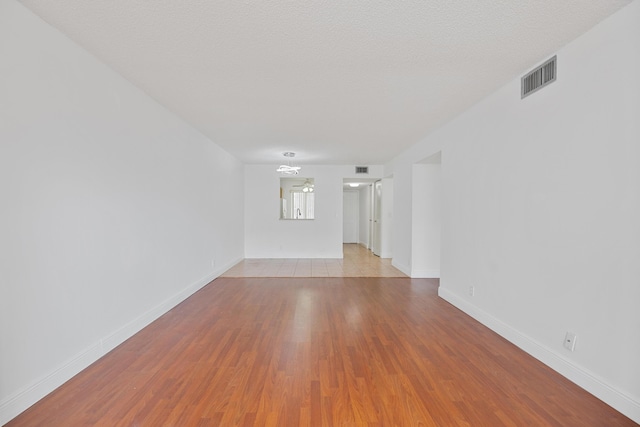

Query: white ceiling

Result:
[19,0,632,166]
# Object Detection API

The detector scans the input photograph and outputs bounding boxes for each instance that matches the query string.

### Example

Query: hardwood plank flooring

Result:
[7,277,635,426]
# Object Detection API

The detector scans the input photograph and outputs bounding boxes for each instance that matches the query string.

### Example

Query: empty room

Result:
[1,0,639,425]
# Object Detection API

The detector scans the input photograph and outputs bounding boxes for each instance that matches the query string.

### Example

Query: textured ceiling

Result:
[19,0,632,165]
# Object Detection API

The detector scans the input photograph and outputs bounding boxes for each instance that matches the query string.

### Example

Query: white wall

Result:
[391,166,411,273]
[387,1,640,421]
[380,177,394,259]
[0,2,244,424]
[358,184,372,248]
[244,165,383,258]
[411,162,441,278]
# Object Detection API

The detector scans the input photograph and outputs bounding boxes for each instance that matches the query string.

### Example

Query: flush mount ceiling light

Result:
[349,183,359,188]
[276,152,301,175]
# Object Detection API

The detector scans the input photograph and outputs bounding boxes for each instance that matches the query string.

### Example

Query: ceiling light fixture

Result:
[276,152,301,175]
[295,179,314,193]
[349,183,359,188]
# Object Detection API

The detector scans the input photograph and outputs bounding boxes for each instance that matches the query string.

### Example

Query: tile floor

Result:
[222,243,407,278]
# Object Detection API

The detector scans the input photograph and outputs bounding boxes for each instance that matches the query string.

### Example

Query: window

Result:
[291,191,314,219]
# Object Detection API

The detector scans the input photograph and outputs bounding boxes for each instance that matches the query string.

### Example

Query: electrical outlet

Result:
[468,286,475,297]
[564,332,577,351]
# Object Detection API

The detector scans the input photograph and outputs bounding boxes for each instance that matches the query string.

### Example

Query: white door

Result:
[372,180,382,256]
[343,191,359,243]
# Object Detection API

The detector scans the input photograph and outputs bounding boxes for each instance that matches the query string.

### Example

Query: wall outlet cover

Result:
[564,332,577,351]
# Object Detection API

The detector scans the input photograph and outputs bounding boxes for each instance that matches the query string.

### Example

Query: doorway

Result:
[343,190,359,243]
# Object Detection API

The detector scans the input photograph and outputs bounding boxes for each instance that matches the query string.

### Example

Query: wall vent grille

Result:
[521,55,557,99]
[355,166,369,174]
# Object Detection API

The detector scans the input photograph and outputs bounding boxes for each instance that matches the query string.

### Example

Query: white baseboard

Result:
[0,257,241,426]
[0,344,104,426]
[244,252,343,259]
[392,260,411,276]
[437,287,640,424]
[410,268,440,278]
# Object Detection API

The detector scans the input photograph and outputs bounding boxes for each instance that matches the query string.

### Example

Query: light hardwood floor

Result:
[222,244,407,278]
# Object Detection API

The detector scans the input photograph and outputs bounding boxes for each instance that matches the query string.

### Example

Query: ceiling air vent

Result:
[521,55,557,99]
[355,166,369,174]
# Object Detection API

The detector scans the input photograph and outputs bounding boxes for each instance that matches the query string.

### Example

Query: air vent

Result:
[521,55,557,99]
[355,166,369,174]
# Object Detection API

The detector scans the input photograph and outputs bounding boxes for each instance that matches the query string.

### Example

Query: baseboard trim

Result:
[410,268,440,278]
[437,287,640,424]
[0,343,104,426]
[392,260,411,277]
[357,242,370,250]
[244,253,343,259]
[0,256,241,426]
